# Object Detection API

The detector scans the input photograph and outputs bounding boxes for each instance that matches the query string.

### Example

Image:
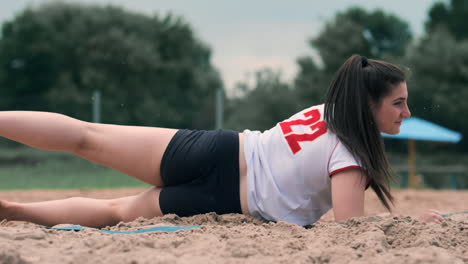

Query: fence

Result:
[393,165,467,189]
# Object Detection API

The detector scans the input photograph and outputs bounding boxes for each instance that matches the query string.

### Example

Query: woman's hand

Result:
[417,209,445,223]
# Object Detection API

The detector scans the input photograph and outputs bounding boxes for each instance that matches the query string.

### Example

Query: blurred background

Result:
[0,0,466,190]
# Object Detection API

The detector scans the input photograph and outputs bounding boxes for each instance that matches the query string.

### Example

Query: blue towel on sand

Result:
[441,211,468,218]
[51,225,201,234]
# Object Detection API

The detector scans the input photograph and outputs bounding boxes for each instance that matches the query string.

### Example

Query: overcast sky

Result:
[0,0,442,91]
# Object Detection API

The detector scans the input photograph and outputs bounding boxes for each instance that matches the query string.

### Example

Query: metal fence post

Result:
[93,90,101,123]
[215,88,224,129]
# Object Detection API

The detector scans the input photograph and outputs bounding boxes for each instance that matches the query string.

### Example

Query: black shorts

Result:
[159,129,242,216]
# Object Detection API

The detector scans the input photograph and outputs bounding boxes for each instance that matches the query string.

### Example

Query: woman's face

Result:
[372,82,411,135]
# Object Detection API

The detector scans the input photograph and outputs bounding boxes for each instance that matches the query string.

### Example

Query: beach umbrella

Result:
[382,117,462,188]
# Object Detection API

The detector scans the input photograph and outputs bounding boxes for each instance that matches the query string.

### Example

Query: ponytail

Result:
[324,54,406,211]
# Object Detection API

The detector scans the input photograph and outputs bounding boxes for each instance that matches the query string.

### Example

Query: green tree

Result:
[426,0,468,41]
[406,28,468,150]
[293,56,328,109]
[225,69,300,131]
[294,7,412,106]
[313,7,412,73]
[0,3,222,128]
[405,0,468,151]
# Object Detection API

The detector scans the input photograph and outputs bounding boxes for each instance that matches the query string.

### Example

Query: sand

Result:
[0,189,466,264]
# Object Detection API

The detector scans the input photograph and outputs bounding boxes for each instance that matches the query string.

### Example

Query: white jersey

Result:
[243,104,361,226]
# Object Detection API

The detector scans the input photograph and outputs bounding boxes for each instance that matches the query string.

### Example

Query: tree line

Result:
[0,3,221,129]
[1,1,467,151]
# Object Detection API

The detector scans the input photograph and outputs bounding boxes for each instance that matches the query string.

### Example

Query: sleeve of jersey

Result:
[328,141,363,177]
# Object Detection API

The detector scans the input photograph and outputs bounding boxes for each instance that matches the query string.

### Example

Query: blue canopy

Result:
[382,117,462,143]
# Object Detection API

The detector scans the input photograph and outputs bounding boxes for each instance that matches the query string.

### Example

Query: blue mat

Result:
[51,225,201,234]
[441,211,468,218]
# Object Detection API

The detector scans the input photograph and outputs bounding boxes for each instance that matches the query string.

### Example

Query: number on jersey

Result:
[279,109,327,154]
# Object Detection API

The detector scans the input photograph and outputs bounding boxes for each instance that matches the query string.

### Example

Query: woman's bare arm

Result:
[330,168,366,222]
[331,169,446,223]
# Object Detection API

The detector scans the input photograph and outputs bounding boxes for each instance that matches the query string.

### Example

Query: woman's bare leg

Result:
[0,111,177,186]
[0,188,163,228]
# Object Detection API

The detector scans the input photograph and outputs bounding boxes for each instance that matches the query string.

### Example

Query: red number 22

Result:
[279,109,327,154]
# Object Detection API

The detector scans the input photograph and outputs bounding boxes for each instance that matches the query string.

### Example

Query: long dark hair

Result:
[324,54,406,211]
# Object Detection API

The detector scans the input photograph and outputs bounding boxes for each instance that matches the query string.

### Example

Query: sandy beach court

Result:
[0,189,466,264]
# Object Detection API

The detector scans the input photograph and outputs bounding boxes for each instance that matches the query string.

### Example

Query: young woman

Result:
[0,55,444,227]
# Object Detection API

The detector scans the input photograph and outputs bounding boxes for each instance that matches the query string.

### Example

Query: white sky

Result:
[0,0,442,91]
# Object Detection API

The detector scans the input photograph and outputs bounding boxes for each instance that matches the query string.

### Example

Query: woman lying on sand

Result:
[0,55,443,228]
